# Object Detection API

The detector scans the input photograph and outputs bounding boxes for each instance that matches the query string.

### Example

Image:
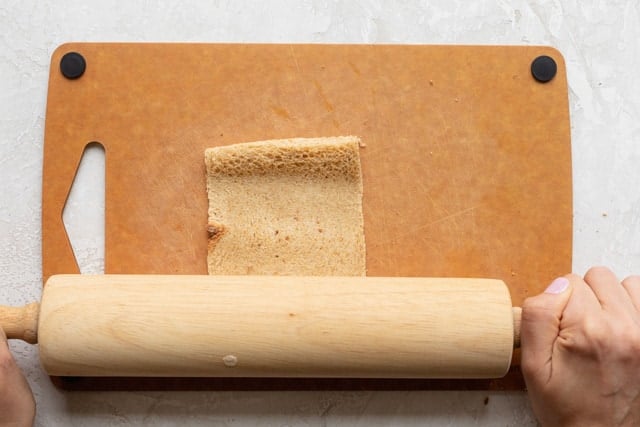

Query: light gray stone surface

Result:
[1,1,639,425]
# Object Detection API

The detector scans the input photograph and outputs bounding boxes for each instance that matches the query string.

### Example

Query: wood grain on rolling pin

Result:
[35,275,515,378]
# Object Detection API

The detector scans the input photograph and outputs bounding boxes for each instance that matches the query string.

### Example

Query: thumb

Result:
[520,276,572,382]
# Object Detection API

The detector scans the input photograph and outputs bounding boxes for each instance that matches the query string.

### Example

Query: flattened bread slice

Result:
[205,136,365,275]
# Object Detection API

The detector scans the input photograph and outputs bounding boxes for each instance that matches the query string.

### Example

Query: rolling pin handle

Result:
[0,303,39,344]
[513,306,522,348]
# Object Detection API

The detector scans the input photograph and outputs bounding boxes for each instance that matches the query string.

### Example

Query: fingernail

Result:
[545,277,570,294]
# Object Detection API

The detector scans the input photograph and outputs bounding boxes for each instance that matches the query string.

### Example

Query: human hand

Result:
[0,327,35,427]
[521,266,640,426]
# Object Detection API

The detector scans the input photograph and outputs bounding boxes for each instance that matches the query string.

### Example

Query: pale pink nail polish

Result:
[545,277,570,294]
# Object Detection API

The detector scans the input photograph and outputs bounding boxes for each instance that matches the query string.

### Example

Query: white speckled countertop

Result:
[1,1,639,425]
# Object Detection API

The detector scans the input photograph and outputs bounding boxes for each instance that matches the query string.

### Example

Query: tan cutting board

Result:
[42,43,572,390]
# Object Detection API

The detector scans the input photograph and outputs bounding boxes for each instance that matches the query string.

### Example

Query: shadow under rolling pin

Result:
[2,275,521,379]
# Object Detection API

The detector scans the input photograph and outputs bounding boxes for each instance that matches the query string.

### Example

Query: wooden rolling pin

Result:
[1,275,521,378]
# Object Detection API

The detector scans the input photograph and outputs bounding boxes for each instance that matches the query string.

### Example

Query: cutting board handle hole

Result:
[62,142,105,274]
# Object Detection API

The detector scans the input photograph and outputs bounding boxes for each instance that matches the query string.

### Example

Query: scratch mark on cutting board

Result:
[313,79,335,112]
[288,45,310,100]
[289,44,301,74]
[349,61,361,76]
[396,206,478,240]
[271,105,292,120]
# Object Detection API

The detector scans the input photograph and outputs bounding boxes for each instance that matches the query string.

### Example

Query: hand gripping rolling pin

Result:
[1,275,522,378]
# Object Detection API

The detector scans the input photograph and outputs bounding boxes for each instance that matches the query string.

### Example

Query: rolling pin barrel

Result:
[2,275,519,378]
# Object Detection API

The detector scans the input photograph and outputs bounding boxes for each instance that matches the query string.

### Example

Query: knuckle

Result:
[580,315,640,361]
[580,316,611,348]
[611,322,640,360]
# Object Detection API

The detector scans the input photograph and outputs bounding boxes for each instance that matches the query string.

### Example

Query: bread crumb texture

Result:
[205,136,366,276]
